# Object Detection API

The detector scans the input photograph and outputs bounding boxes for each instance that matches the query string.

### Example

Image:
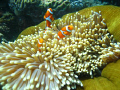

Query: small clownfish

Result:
[37,38,44,52]
[44,8,54,32]
[57,25,74,40]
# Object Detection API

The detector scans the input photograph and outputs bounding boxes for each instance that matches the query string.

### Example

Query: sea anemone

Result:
[0,32,82,90]
[0,9,120,90]
[51,10,120,75]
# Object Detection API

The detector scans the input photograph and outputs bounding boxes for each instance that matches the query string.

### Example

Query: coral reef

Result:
[9,0,66,9]
[0,11,21,41]
[0,33,4,42]
[0,0,24,42]
[0,5,120,90]
[0,33,7,43]
[8,0,108,26]
[69,0,108,11]
[0,23,10,32]
[9,0,70,25]
[0,12,14,42]
[0,11,13,34]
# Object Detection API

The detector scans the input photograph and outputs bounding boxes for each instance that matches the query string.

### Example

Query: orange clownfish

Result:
[44,8,54,31]
[57,25,74,40]
[37,38,44,52]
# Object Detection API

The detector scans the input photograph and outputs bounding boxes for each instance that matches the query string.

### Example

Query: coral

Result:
[69,0,107,11]
[0,10,21,41]
[0,33,7,43]
[0,12,14,23]
[0,12,19,41]
[0,33,4,42]
[8,0,107,27]
[9,0,65,9]
[9,0,69,9]
[9,0,70,25]
[81,59,120,90]
[82,77,117,90]
[0,23,10,32]
[0,23,9,43]
[0,6,120,90]
[9,0,38,8]
[101,59,120,89]
[17,21,46,39]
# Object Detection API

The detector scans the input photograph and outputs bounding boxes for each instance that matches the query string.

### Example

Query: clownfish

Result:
[44,8,54,32]
[57,25,74,40]
[37,38,44,52]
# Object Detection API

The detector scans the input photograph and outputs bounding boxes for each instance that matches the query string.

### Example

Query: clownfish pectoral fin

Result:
[51,16,54,21]
[63,32,68,35]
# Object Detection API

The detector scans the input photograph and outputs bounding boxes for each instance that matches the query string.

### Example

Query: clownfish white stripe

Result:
[46,16,52,22]
[47,8,53,14]
[60,30,67,37]
[66,26,71,32]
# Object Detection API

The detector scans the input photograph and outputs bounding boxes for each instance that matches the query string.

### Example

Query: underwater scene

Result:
[0,0,120,90]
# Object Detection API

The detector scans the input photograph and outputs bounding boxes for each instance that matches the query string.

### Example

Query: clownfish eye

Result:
[68,26,70,29]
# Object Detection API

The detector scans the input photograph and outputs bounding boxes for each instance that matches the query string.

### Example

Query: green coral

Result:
[0,12,14,23]
[10,0,69,9]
